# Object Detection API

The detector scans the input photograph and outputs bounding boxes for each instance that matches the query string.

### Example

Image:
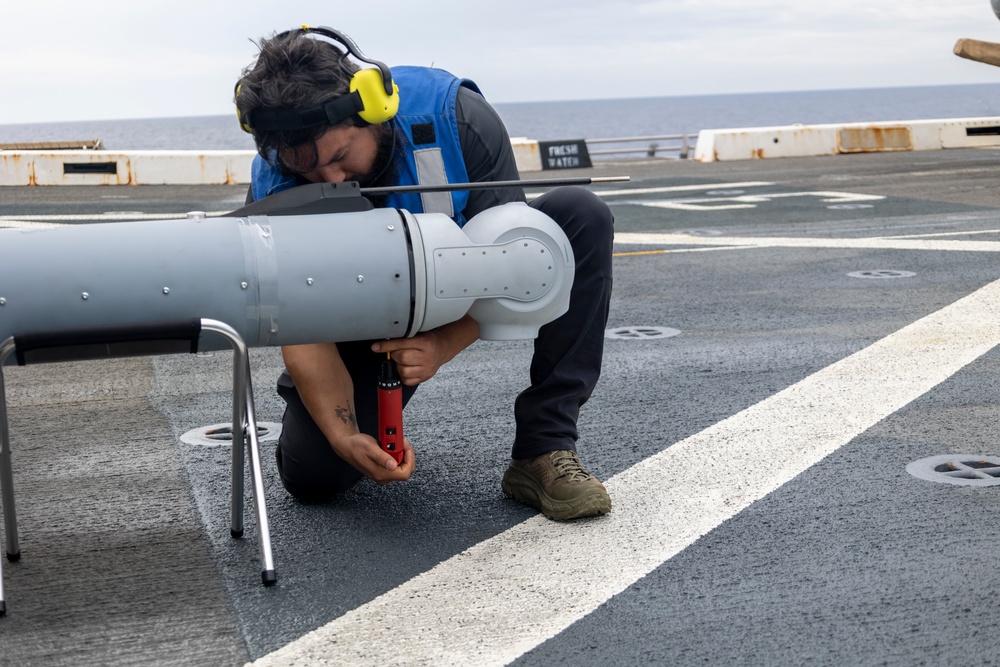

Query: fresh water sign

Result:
[538,140,592,170]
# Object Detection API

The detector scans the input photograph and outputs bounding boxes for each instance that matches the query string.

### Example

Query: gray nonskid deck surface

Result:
[0,359,246,666]
[3,149,1000,665]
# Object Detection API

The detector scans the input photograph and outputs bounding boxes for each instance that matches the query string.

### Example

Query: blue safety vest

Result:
[250,66,478,226]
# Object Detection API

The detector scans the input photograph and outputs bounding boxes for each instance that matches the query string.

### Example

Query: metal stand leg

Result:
[228,340,246,541]
[200,320,276,586]
[243,362,276,585]
[0,339,22,617]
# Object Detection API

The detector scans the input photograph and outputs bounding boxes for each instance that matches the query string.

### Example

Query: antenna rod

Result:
[360,175,630,195]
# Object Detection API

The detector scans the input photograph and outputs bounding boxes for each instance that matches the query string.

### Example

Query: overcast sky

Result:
[2,0,1000,125]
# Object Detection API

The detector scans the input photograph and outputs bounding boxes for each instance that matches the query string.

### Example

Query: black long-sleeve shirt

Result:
[454,86,525,219]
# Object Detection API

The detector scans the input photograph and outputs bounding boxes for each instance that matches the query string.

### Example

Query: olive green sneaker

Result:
[501,450,612,521]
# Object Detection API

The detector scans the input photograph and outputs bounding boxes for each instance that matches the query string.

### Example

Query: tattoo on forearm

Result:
[334,405,358,430]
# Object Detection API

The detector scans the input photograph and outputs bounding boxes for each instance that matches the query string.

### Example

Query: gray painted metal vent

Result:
[906,454,1000,487]
[606,326,681,340]
[180,422,282,447]
[848,270,916,279]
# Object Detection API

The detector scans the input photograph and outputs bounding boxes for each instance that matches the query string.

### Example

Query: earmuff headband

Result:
[299,25,395,97]
[244,91,366,132]
[237,24,399,134]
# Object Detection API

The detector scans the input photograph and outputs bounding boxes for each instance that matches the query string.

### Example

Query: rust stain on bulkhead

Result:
[839,126,912,153]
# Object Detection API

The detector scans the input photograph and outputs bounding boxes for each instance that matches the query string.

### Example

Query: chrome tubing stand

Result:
[201,319,276,586]
[0,318,278,615]
[0,337,20,617]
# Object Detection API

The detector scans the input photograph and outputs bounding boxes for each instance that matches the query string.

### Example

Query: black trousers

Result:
[275,187,614,501]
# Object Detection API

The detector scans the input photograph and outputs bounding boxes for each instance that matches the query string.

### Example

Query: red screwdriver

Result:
[377,352,404,465]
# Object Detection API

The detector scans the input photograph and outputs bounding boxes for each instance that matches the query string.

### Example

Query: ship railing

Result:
[0,139,104,151]
[586,134,694,160]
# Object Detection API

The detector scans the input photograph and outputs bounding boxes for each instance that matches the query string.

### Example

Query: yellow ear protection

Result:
[236,88,254,133]
[237,25,400,134]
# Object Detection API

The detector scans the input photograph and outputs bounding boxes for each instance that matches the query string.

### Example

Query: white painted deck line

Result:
[590,181,774,197]
[0,220,62,230]
[528,181,774,201]
[614,232,1000,254]
[250,260,1000,665]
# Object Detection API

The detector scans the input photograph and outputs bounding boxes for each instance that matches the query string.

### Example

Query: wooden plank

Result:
[954,38,1000,68]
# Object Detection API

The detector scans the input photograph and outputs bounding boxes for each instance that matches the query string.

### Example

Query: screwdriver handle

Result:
[377,358,404,464]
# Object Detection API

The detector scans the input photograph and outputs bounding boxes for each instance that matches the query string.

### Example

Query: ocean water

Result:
[1,83,999,156]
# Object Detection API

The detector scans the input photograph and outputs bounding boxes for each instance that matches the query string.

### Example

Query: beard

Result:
[357,121,400,209]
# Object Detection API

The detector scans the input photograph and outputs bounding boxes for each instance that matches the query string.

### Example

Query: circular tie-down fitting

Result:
[848,269,916,280]
[180,422,283,447]
[606,326,681,340]
[906,454,1000,487]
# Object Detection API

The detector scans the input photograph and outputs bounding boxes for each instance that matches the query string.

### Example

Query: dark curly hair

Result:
[235,30,369,167]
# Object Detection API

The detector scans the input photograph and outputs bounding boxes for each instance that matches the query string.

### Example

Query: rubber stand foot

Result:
[6,551,19,562]
[262,569,277,587]
[230,528,244,539]
[0,601,6,617]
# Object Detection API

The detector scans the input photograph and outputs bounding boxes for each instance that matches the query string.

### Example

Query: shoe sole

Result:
[501,467,611,521]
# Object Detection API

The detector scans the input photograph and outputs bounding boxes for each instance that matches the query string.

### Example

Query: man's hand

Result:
[332,433,416,485]
[372,315,480,386]
[373,330,450,385]
[282,342,416,485]
[372,315,479,386]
